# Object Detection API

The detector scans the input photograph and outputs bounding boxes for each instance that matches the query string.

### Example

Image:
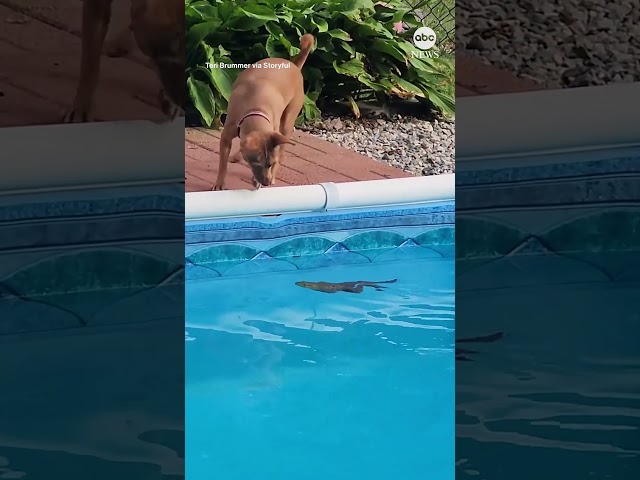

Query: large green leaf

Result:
[196,65,234,101]
[370,38,406,63]
[326,29,351,41]
[238,4,279,21]
[338,0,376,15]
[333,58,366,77]
[185,1,218,20]
[391,74,425,98]
[311,17,329,32]
[187,76,216,127]
[188,20,223,43]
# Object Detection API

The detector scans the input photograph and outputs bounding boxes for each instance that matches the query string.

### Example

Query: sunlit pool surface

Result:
[186,243,454,480]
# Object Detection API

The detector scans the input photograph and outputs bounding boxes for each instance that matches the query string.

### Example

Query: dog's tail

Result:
[293,34,315,68]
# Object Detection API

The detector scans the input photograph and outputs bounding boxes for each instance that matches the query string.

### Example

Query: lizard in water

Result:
[295,279,397,294]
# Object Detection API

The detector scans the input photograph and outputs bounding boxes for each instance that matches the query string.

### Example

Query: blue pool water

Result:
[456,149,640,479]
[456,252,640,480]
[0,184,184,478]
[186,247,454,480]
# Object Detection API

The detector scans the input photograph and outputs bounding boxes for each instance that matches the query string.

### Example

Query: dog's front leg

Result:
[270,107,297,185]
[213,133,233,191]
[63,0,113,123]
[270,155,282,186]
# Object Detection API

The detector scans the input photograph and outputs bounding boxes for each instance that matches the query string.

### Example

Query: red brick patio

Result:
[185,127,413,191]
[0,0,163,127]
[456,52,546,97]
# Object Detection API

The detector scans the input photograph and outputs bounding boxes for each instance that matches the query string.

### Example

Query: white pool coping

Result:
[185,174,455,221]
[457,81,640,161]
[0,118,184,195]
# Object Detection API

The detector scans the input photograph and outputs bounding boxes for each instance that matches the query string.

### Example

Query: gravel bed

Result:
[301,115,455,176]
[457,0,639,88]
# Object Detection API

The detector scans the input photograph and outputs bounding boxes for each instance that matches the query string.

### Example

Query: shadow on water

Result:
[455,331,504,362]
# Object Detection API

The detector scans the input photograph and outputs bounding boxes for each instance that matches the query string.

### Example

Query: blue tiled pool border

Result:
[186,203,454,243]
[185,202,455,280]
[0,183,184,303]
[456,149,640,269]
[457,150,640,186]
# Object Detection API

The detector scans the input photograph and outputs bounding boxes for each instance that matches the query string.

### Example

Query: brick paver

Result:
[456,85,479,97]
[455,52,547,96]
[0,1,163,127]
[185,127,413,191]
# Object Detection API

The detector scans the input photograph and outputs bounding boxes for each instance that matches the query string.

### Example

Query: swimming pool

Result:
[0,182,184,477]
[456,85,640,479]
[185,193,455,480]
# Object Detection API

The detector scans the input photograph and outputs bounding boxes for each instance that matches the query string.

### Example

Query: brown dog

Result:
[213,34,315,190]
[63,0,183,123]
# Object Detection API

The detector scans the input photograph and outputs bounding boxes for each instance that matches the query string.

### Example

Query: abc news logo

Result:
[413,27,437,50]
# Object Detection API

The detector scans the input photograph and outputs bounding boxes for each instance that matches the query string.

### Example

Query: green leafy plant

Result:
[185,0,455,127]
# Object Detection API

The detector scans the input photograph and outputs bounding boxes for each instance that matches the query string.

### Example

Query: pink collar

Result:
[237,110,271,135]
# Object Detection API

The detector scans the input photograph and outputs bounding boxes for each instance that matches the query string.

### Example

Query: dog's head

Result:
[239,131,293,187]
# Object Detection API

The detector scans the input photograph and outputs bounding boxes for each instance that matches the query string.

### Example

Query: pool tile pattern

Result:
[186,227,455,279]
[457,155,640,186]
[185,204,455,279]
[456,151,640,286]
[1,184,184,334]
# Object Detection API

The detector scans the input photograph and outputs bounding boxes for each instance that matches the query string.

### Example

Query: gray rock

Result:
[457,0,639,87]
[467,35,485,50]
[302,115,455,177]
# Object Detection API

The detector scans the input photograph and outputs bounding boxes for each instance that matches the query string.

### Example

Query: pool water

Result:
[186,248,454,480]
[456,148,640,479]
[456,251,640,479]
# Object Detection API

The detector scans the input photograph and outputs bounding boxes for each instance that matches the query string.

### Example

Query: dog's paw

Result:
[62,107,91,123]
[212,184,224,191]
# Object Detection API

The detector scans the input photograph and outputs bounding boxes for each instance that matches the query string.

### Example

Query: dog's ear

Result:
[269,132,294,149]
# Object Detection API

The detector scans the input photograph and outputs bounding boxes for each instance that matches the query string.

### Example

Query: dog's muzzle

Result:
[251,170,271,189]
